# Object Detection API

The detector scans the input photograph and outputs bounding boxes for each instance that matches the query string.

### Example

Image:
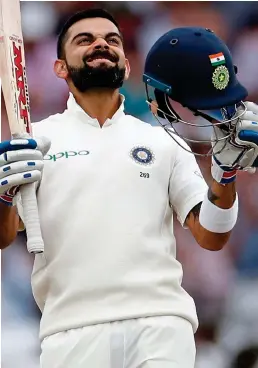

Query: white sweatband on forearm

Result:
[199,192,238,233]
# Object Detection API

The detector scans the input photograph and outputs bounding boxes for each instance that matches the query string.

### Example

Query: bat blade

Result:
[0,0,31,135]
[0,0,44,253]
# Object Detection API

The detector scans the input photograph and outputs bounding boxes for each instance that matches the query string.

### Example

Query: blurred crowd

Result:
[2,2,258,367]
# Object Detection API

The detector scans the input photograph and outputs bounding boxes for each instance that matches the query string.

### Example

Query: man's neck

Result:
[72,88,122,126]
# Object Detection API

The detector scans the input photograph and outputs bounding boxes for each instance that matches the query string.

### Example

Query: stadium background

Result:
[1,1,258,367]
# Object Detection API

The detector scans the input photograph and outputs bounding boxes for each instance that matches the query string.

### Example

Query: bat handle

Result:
[20,183,44,253]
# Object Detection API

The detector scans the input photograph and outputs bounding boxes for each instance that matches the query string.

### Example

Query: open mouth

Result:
[88,58,114,62]
[86,53,117,63]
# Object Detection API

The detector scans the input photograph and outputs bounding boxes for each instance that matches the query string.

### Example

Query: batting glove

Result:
[211,101,258,184]
[0,136,51,205]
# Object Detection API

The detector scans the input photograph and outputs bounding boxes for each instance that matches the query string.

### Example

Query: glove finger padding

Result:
[0,160,44,180]
[238,110,258,125]
[0,170,42,195]
[235,118,258,167]
[0,136,51,160]
[0,136,51,205]
[237,122,258,144]
[244,101,258,115]
[234,102,258,167]
[0,149,43,166]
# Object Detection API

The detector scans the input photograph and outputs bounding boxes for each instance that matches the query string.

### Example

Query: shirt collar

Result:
[67,92,125,127]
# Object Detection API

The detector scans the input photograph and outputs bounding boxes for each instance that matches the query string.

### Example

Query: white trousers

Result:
[40,316,196,368]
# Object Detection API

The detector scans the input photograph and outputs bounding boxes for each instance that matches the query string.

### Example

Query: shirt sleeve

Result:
[169,139,208,228]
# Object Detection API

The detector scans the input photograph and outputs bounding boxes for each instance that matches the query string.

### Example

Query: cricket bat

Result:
[0,0,44,253]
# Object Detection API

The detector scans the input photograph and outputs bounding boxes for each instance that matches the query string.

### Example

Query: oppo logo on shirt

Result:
[44,150,90,161]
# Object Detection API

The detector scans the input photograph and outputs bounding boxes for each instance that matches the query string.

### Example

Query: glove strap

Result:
[0,187,19,206]
[211,156,237,184]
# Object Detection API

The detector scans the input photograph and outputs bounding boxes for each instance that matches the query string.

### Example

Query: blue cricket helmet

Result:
[143,27,248,110]
[143,27,248,156]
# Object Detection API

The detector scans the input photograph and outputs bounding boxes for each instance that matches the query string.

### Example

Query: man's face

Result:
[62,17,129,92]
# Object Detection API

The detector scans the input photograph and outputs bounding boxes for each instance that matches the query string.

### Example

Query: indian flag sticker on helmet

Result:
[212,65,230,90]
[209,52,225,66]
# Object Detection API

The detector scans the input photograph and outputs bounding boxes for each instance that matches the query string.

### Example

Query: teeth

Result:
[93,58,112,61]
[89,56,113,61]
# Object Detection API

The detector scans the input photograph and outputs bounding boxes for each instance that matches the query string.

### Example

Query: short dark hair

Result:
[57,8,121,59]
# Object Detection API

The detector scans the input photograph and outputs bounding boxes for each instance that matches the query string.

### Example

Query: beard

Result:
[66,58,126,93]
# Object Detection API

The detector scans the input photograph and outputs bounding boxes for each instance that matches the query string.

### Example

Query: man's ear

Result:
[54,59,68,80]
[124,59,130,81]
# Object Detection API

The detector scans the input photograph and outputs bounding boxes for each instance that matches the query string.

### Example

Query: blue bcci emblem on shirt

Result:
[130,146,155,165]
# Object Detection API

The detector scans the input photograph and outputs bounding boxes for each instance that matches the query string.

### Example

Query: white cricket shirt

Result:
[19,93,208,340]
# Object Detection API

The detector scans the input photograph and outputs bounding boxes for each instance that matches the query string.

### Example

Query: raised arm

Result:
[185,101,258,251]
[185,180,237,251]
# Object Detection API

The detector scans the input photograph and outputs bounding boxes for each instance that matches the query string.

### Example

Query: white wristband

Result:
[199,192,238,233]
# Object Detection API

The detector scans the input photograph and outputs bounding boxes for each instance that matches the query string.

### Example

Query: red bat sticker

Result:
[12,41,30,132]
